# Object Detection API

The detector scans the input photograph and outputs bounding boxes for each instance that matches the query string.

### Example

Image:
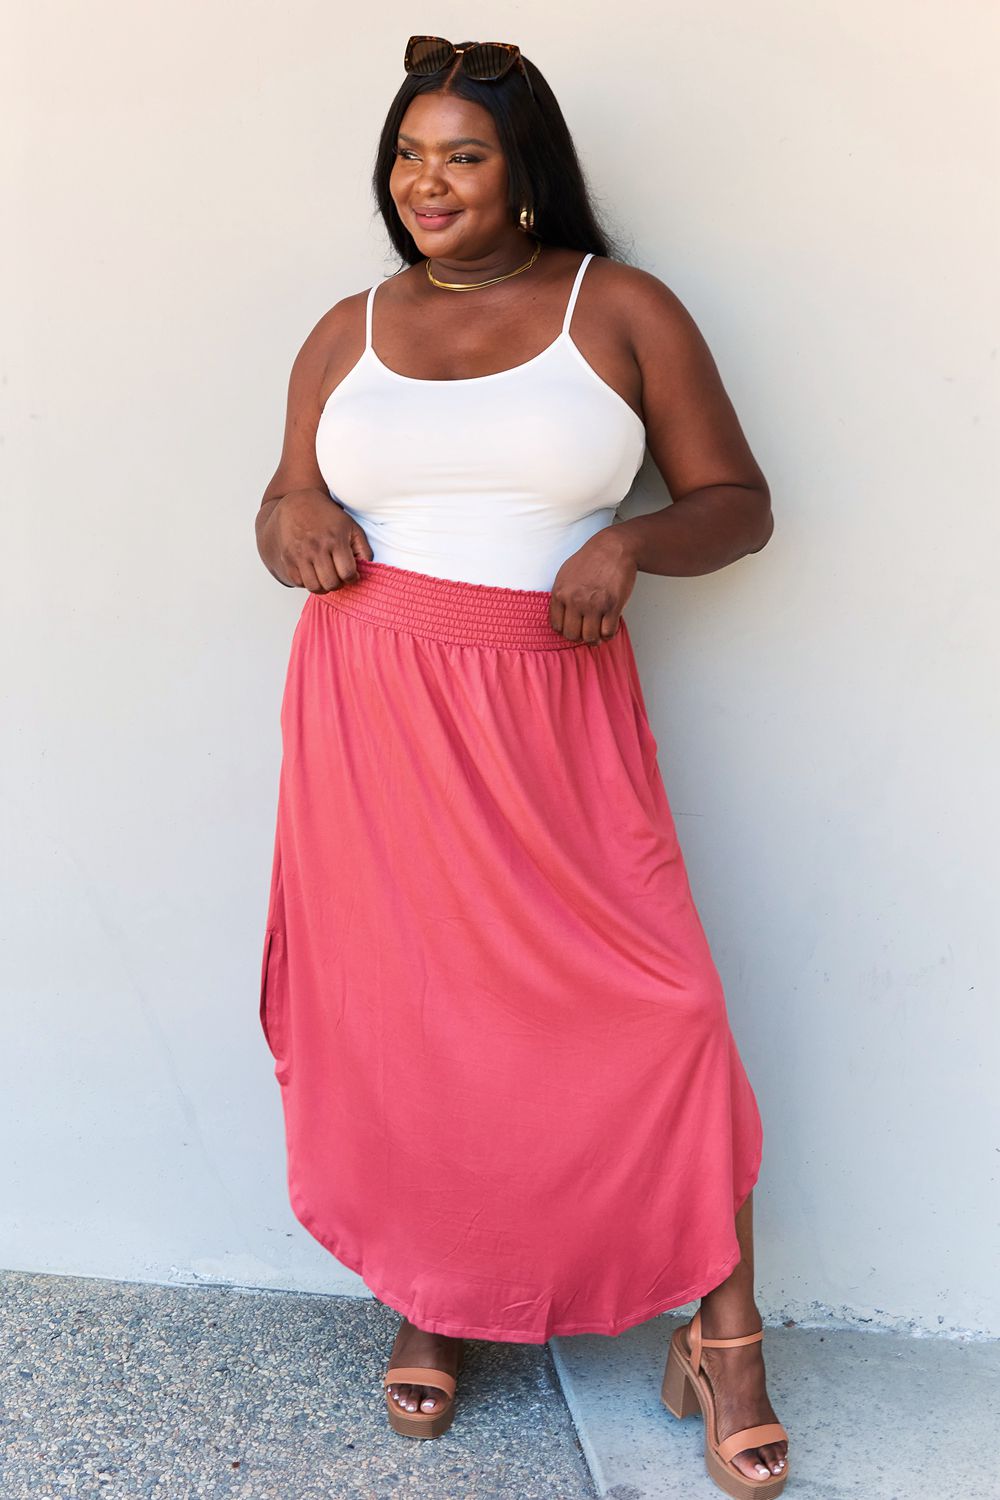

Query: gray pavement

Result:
[3,1268,998,1499]
[0,1269,593,1499]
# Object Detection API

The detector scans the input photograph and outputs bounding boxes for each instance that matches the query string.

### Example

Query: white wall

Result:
[4,3,997,1336]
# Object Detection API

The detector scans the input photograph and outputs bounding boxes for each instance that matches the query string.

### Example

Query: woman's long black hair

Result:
[371,46,634,268]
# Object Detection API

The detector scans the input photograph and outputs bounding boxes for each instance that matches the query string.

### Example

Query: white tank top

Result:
[314,252,646,590]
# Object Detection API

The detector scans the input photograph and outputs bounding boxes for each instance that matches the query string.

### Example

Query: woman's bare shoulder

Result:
[285,285,380,403]
[294,286,371,364]
[591,257,701,344]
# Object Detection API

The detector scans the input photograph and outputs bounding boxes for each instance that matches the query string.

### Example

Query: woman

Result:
[255,36,788,1497]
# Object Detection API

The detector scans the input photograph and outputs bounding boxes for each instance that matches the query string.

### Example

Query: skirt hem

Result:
[286,1143,762,1345]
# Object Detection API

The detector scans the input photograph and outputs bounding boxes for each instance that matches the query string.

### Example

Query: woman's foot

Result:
[385,1316,463,1414]
[682,1302,788,1483]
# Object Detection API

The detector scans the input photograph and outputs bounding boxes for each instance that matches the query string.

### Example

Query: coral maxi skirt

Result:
[259,558,762,1343]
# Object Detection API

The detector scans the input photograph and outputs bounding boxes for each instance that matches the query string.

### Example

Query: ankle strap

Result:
[702,1329,765,1347]
[686,1308,764,1376]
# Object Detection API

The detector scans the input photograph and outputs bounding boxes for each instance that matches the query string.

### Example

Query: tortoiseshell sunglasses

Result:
[403,36,536,103]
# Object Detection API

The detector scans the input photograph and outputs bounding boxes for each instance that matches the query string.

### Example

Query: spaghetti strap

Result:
[562,252,595,336]
[364,283,377,352]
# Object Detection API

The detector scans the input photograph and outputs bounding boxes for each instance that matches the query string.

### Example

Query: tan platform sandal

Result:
[661,1308,790,1498]
[383,1343,466,1439]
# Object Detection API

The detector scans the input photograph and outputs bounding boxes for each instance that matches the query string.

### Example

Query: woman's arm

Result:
[256,298,373,591]
[548,266,772,642]
[611,268,773,576]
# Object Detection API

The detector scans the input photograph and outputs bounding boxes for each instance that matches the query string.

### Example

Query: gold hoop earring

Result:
[518,204,535,233]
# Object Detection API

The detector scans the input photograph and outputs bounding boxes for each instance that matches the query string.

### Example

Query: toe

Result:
[758,1442,786,1474]
[388,1379,446,1413]
[730,1448,773,1481]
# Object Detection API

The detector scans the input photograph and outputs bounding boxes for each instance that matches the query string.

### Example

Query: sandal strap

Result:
[702,1329,765,1347]
[717,1422,789,1465]
[685,1308,765,1376]
[383,1365,457,1399]
[688,1307,703,1374]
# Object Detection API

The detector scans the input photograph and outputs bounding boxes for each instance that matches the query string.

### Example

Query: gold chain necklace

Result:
[425,236,542,291]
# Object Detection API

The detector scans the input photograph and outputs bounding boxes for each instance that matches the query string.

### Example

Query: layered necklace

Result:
[425,236,542,291]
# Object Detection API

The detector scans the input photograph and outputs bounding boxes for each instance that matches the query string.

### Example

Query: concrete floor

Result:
[551,1314,1000,1500]
[2,1269,997,1499]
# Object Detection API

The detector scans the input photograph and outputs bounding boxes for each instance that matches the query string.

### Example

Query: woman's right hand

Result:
[258,487,374,593]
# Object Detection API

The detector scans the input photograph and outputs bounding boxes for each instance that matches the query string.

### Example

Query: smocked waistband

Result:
[312,558,583,651]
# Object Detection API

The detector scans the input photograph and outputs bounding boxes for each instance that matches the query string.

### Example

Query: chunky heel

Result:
[661,1340,701,1418]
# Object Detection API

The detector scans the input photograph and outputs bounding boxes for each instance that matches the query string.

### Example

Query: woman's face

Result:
[390,93,518,261]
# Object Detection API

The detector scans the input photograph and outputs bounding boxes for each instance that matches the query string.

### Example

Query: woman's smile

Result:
[412,207,464,230]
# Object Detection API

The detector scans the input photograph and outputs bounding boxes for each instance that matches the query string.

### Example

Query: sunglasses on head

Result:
[403,36,536,103]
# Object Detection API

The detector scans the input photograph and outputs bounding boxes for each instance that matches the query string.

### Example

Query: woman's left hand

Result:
[549,529,639,644]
